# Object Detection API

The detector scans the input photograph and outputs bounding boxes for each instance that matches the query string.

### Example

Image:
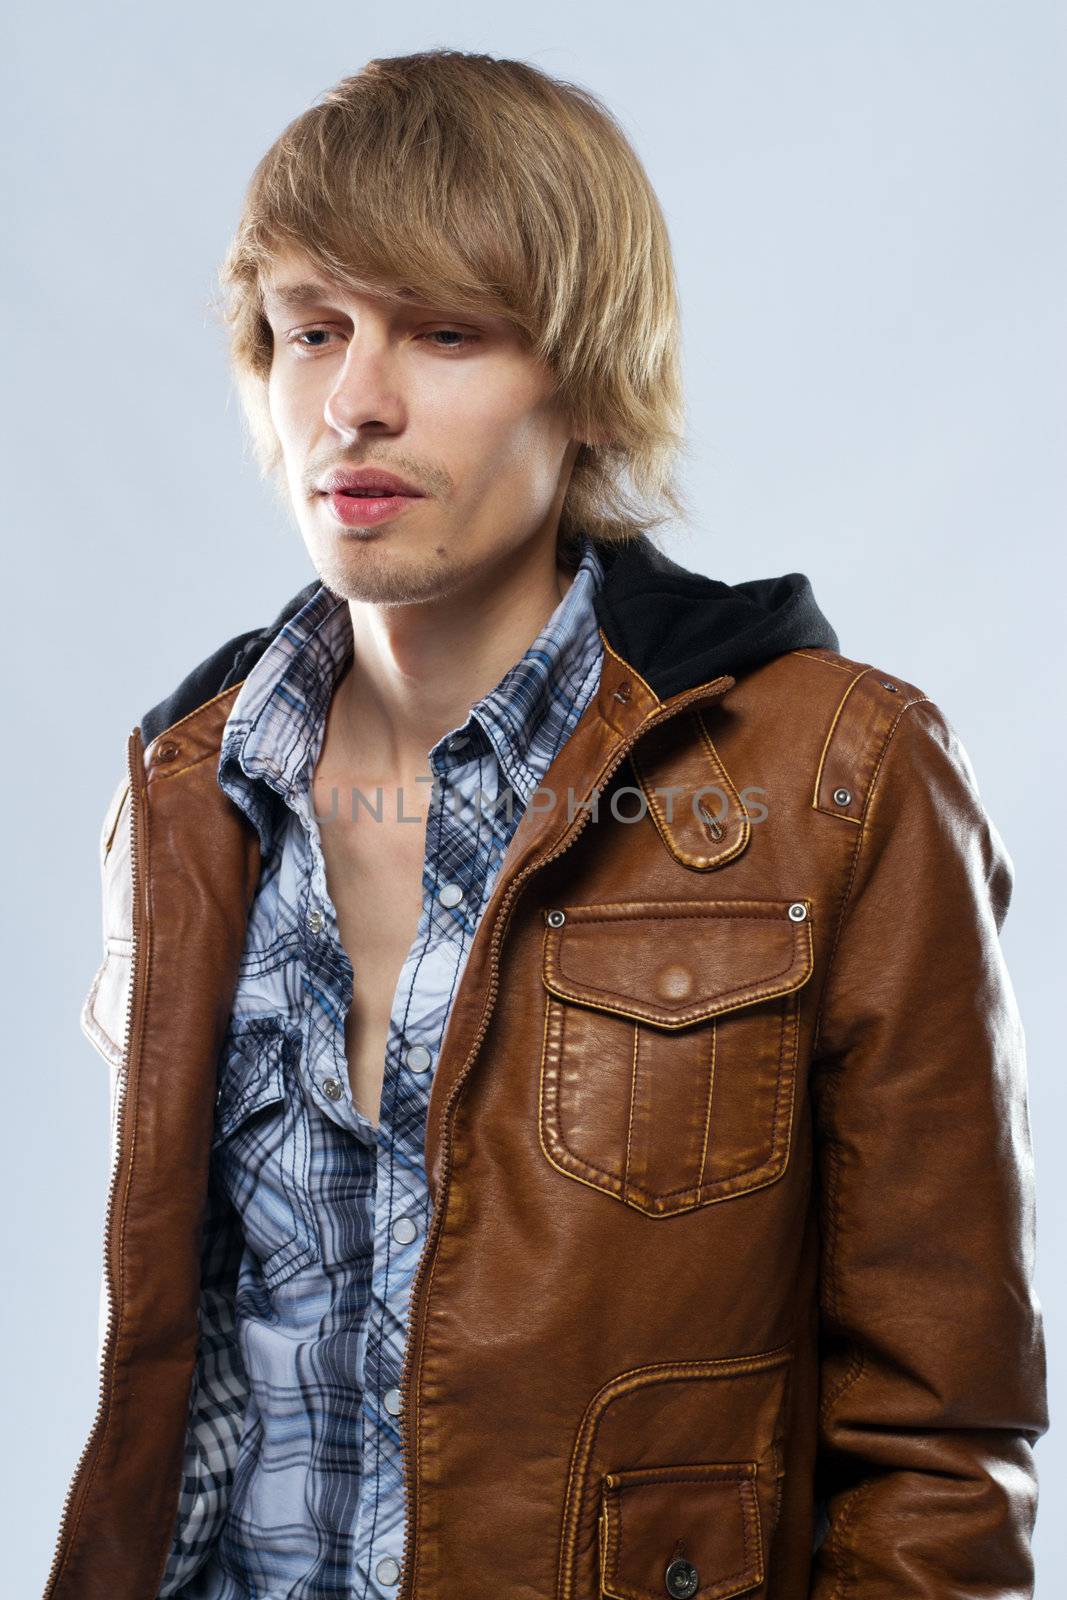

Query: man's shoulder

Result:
[747,640,933,722]
[740,643,961,825]
[138,579,322,746]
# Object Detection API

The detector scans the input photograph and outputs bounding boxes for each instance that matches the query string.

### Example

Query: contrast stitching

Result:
[546,913,813,1026]
[696,1022,716,1189]
[810,697,932,1055]
[811,668,873,810]
[791,651,861,674]
[541,989,801,1205]
[622,1024,639,1201]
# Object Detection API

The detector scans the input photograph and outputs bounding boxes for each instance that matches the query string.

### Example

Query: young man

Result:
[47,49,1046,1600]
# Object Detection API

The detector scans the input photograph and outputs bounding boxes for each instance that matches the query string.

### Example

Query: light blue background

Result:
[5,2,1063,1592]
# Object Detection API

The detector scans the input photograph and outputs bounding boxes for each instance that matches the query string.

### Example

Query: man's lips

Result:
[319,467,425,497]
[322,487,423,528]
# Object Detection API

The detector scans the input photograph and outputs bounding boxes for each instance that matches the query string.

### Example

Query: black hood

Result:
[590,534,838,701]
[139,533,839,746]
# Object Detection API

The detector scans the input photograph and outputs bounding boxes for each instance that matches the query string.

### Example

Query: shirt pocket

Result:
[538,898,815,1216]
[211,1016,321,1289]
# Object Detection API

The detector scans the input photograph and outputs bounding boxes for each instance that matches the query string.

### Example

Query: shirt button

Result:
[383,1386,402,1415]
[306,907,325,933]
[322,1076,344,1101]
[392,1216,418,1245]
[438,882,463,908]
[374,1555,401,1586]
[405,1044,432,1073]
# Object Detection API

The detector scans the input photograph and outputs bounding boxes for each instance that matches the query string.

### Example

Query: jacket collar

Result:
[138,530,839,749]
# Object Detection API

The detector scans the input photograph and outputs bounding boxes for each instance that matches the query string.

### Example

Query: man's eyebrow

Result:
[261,280,422,313]
[261,280,343,312]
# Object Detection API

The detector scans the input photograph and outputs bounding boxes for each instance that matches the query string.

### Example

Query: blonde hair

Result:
[216,49,689,550]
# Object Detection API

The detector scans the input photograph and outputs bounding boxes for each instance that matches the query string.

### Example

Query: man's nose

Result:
[323,342,406,440]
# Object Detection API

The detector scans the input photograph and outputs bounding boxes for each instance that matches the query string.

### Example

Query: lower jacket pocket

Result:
[598,1462,764,1600]
[212,1016,321,1289]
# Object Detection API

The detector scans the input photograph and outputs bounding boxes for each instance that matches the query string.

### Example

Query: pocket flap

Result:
[542,899,813,1028]
[214,1020,290,1142]
[599,1461,764,1600]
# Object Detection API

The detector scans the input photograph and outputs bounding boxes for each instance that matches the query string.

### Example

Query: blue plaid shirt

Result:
[157,534,606,1598]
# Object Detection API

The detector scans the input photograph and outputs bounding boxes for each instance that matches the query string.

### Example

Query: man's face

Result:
[261,246,583,605]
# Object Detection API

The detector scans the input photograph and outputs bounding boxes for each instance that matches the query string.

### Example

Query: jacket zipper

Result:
[394,675,733,1598]
[44,726,147,1598]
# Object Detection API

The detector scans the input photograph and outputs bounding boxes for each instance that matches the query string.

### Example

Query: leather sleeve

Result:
[808,697,1048,1596]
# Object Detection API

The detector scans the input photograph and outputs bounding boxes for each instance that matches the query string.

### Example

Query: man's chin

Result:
[306,537,463,608]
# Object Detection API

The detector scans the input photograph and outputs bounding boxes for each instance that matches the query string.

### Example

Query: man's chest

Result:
[312,767,431,1127]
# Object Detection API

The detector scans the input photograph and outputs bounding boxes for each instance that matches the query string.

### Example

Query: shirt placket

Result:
[351,737,500,1597]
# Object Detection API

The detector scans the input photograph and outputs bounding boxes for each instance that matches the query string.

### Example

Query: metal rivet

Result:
[155,740,180,763]
[665,1557,700,1598]
[879,680,899,692]
[788,902,808,922]
[832,786,852,807]
[613,680,632,702]
[546,909,566,927]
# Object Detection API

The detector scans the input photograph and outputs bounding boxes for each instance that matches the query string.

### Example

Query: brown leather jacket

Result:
[45,538,1048,1598]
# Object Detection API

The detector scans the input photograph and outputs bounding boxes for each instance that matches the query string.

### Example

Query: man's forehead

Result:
[260,260,417,311]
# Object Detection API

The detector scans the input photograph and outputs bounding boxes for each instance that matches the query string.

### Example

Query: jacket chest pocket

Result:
[211,1017,321,1288]
[538,899,814,1216]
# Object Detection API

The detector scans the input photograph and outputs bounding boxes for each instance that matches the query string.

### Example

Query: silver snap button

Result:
[787,902,808,922]
[322,1076,344,1101]
[383,1386,402,1416]
[546,909,566,927]
[438,882,464,908]
[392,1216,418,1245]
[405,1043,432,1073]
[832,787,852,807]
[374,1555,401,1586]
[879,679,899,692]
[664,1556,700,1598]
[306,907,325,933]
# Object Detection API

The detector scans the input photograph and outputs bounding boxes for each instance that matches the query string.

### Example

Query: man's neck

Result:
[318,545,579,789]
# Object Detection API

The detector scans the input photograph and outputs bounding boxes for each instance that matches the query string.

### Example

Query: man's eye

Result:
[289,329,336,351]
[284,327,480,354]
[422,329,479,350]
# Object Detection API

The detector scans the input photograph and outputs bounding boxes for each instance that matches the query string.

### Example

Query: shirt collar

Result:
[218,533,605,855]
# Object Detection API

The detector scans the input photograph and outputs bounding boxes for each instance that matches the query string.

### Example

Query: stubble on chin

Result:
[310,535,463,608]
